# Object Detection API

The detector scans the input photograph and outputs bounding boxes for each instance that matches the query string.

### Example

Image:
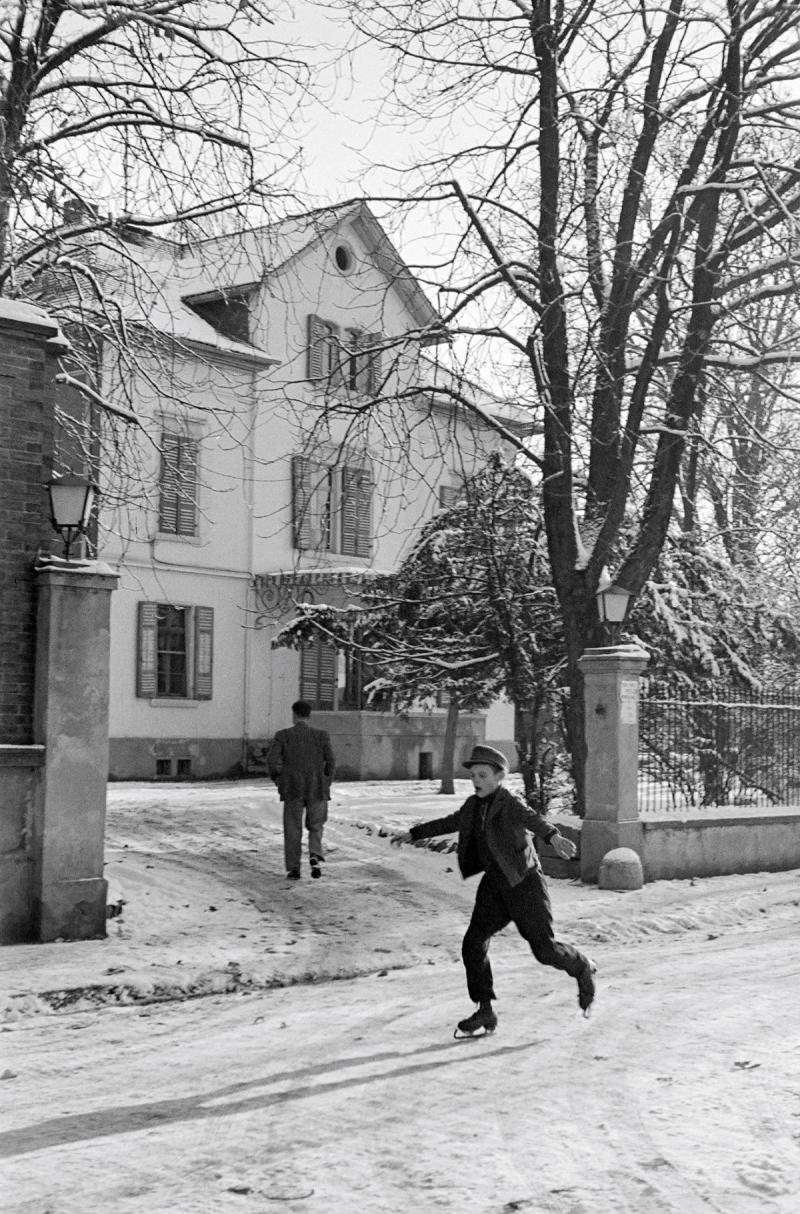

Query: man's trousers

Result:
[462,866,588,1003]
[282,799,328,872]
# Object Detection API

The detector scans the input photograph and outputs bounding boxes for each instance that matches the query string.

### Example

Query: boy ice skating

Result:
[394,744,596,1035]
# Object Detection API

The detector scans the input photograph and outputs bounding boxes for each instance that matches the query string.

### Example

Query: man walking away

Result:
[267,700,336,881]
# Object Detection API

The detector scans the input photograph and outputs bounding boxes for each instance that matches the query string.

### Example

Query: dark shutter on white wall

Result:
[367,332,384,396]
[307,314,325,379]
[158,434,180,533]
[299,636,337,710]
[194,606,214,700]
[159,433,198,536]
[341,466,373,558]
[292,455,313,550]
[177,439,198,536]
[299,641,317,705]
[136,602,158,698]
[318,640,337,709]
[307,314,343,386]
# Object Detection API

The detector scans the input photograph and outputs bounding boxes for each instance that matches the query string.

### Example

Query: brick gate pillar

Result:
[0,301,63,942]
[578,644,650,883]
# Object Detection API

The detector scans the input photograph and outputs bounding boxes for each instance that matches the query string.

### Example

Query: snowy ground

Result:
[1,779,799,1213]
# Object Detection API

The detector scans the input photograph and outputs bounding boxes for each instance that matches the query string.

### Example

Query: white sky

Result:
[276,6,407,199]
[274,3,462,269]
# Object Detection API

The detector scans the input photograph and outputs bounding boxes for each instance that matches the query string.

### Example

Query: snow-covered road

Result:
[3,924,798,1213]
[1,780,799,1212]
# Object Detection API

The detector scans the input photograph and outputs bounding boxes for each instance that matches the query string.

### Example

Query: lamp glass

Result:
[48,477,95,529]
[596,584,631,624]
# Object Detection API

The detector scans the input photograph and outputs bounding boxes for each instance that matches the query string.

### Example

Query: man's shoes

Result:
[286,869,301,880]
[577,958,598,1016]
[310,854,323,879]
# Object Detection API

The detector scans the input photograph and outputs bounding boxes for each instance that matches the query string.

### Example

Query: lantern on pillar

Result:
[45,475,97,563]
[595,580,632,644]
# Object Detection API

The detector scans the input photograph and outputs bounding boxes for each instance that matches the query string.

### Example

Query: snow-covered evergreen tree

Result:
[276,454,567,802]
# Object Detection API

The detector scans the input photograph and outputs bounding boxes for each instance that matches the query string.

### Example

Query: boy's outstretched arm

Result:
[391,810,462,847]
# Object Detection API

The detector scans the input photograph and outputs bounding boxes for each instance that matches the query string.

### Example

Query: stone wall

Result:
[641,810,800,881]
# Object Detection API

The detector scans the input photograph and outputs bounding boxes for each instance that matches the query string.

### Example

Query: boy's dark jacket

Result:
[409,786,559,888]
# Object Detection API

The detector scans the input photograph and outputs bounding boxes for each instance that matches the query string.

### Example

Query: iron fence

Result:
[639,682,800,813]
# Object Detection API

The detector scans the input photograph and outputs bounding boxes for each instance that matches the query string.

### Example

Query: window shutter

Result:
[299,641,318,705]
[177,438,198,536]
[367,332,384,396]
[136,602,158,698]
[159,434,198,536]
[341,466,373,558]
[292,455,313,550]
[299,636,337,710]
[318,640,337,709]
[307,314,325,379]
[193,606,214,700]
[326,322,342,387]
[159,434,180,532]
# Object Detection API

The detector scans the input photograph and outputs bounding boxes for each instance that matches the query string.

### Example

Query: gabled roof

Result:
[173,200,445,344]
[35,201,446,363]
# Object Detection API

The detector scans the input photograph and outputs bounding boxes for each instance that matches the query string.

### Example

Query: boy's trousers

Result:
[462,866,588,1003]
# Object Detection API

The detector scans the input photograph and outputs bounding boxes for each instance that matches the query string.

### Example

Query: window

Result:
[333,243,354,274]
[159,432,199,537]
[292,455,373,557]
[186,292,251,343]
[340,646,391,711]
[157,604,188,696]
[299,634,337,710]
[136,603,214,700]
[307,315,342,384]
[155,756,193,779]
[307,314,382,395]
[345,329,382,395]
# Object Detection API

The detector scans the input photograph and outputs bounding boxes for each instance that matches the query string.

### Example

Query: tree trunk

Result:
[438,696,460,794]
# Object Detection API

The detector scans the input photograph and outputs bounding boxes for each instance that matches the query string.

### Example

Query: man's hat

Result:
[463,744,509,773]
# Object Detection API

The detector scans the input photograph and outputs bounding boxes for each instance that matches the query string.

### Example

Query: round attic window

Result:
[333,243,354,273]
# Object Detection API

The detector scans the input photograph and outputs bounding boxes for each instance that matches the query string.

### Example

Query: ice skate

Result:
[454,1004,498,1039]
[577,958,598,1016]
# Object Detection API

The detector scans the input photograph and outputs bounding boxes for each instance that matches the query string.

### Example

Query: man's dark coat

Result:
[267,721,335,803]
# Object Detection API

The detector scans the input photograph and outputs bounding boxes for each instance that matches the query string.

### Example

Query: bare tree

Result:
[1,0,310,493]
[682,290,800,575]
[324,0,800,808]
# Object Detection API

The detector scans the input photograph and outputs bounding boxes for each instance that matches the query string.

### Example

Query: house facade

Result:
[63,204,518,779]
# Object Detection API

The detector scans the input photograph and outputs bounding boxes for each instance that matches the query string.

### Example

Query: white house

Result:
[55,203,522,779]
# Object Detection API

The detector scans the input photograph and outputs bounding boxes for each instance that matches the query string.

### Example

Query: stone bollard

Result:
[598,847,644,890]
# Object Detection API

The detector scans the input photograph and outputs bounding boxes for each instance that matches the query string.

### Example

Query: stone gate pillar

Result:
[32,563,119,941]
[578,643,650,882]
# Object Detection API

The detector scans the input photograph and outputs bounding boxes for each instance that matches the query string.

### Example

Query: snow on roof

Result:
[42,200,443,363]
[175,202,443,340]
